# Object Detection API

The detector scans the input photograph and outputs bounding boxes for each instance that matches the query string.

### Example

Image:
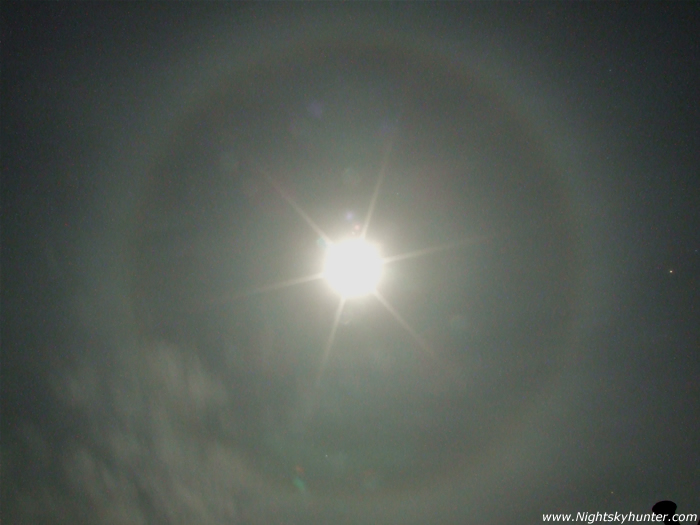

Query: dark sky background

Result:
[2,3,699,524]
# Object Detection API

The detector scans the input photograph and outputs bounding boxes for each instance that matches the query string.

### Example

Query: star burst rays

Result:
[223,141,482,418]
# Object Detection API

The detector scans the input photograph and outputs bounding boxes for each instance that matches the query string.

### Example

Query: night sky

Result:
[2,3,699,524]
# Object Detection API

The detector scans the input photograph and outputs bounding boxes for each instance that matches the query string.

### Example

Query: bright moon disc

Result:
[323,239,383,298]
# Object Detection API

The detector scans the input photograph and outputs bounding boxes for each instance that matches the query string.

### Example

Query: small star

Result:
[669,269,674,274]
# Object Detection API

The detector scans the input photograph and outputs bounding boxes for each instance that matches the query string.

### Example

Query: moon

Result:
[323,239,383,298]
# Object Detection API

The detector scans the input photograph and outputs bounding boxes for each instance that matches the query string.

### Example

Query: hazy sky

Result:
[2,3,698,524]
